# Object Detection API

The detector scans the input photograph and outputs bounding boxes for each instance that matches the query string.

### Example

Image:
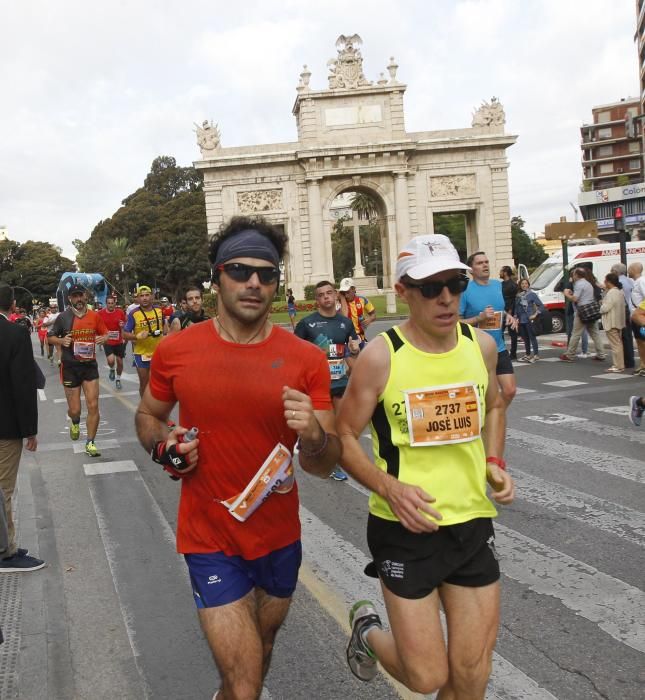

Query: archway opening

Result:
[433,213,468,261]
[330,188,387,290]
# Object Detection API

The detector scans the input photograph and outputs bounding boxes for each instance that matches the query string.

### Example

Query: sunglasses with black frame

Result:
[402,274,469,299]
[216,262,280,286]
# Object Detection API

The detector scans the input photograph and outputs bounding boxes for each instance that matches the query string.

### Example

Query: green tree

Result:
[433,214,467,260]
[8,241,74,307]
[77,156,210,299]
[511,216,547,269]
[331,216,355,282]
[0,238,20,277]
[350,191,379,222]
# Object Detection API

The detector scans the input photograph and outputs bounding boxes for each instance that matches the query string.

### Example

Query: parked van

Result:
[527,241,645,333]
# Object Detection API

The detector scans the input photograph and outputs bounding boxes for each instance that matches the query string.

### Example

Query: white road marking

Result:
[83,460,138,476]
[540,412,645,444]
[542,380,587,388]
[506,428,645,484]
[497,524,645,654]
[524,413,587,425]
[37,389,47,401]
[300,506,558,700]
[591,373,630,380]
[537,357,563,362]
[515,387,536,394]
[511,469,645,547]
[593,405,631,416]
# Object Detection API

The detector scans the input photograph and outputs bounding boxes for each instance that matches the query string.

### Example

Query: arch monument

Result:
[194,35,517,299]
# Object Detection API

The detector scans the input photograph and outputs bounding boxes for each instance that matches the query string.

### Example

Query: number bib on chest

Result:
[404,383,481,446]
[107,330,121,341]
[328,358,347,380]
[478,311,503,331]
[73,341,95,361]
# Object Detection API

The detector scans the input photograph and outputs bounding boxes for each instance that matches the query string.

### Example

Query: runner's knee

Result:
[447,649,493,694]
[401,662,448,695]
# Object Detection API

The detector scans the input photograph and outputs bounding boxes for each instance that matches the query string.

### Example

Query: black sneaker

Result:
[347,600,382,681]
[0,552,45,572]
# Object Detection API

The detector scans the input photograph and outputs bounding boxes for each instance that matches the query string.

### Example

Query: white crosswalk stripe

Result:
[507,427,645,484]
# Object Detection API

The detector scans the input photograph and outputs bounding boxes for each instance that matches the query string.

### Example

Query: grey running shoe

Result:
[347,600,382,682]
[629,396,643,427]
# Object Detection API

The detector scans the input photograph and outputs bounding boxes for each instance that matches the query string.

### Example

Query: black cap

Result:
[68,284,86,295]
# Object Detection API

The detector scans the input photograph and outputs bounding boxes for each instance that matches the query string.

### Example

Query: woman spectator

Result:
[286,288,297,331]
[514,278,546,362]
[600,273,626,372]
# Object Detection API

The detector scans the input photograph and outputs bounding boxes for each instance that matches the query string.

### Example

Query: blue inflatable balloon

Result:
[56,272,109,309]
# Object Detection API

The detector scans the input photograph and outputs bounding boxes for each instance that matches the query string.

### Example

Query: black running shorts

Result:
[103,343,126,358]
[495,349,514,375]
[365,515,500,599]
[61,362,99,388]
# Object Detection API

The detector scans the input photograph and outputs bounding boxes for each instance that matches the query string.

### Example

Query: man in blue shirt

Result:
[460,251,518,406]
[295,280,360,480]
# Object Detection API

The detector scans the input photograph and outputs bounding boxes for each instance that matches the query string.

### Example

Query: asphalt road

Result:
[2,325,644,700]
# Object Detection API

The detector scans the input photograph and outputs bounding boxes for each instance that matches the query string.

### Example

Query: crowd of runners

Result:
[1,215,644,699]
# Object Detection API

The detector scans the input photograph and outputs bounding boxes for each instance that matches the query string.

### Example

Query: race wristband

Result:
[297,432,328,458]
[486,456,507,471]
[151,441,190,478]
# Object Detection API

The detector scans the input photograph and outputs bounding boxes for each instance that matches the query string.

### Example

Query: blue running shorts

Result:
[133,354,151,369]
[184,540,302,608]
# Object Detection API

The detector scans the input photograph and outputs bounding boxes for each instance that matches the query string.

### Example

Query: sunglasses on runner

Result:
[404,274,469,299]
[217,263,280,285]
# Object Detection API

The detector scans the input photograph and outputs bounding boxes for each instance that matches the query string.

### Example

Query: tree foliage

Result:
[511,216,548,269]
[0,239,74,308]
[433,214,467,260]
[331,216,355,282]
[77,156,210,300]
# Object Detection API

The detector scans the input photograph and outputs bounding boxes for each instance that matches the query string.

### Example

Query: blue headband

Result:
[214,229,280,267]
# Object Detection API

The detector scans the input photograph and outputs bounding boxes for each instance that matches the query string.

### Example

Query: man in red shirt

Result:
[98,295,127,389]
[48,285,108,457]
[135,216,341,700]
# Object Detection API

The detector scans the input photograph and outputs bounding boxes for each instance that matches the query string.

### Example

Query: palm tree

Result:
[349,191,379,223]
[104,237,133,301]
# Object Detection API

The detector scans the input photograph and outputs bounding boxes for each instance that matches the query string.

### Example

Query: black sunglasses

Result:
[217,263,280,285]
[404,275,469,299]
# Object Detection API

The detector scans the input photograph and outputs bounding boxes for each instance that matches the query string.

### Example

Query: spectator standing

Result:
[500,266,519,360]
[514,278,545,362]
[560,268,606,362]
[0,284,45,572]
[600,273,626,372]
[287,288,297,331]
[611,263,635,370]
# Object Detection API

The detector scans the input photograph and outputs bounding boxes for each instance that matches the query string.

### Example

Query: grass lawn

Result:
[268,294,408,324]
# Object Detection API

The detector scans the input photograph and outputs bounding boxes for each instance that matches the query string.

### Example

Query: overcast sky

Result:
[0,0,639,260]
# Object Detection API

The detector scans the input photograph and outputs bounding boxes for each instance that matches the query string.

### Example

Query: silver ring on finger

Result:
[291,410,296,419]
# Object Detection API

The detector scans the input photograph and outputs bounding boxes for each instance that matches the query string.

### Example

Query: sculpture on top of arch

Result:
[327,34,372,90]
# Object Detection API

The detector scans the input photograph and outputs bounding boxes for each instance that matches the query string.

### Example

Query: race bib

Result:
[404,383,481,446]
[221,443,294,522]
[141,354,152,363]
[73,341,95,361]
[328,358,347,380]
[478,311,503,331]
[107,330,121,341]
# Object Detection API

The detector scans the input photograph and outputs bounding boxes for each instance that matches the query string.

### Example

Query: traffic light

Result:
[614,206,625,232]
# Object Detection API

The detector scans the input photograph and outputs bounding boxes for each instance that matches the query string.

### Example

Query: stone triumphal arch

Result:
[195,35,517,298]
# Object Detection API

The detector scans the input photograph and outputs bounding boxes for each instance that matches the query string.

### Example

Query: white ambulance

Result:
[526,240,645,333]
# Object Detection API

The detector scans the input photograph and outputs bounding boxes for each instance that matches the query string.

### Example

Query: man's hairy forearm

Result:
[135,409,170,452]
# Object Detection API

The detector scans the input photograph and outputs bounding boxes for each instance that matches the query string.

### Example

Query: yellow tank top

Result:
[130,307,164,357]
[369,323,498,526]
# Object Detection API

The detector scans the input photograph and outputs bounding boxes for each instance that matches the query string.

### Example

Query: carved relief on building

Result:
[194,120,221,157]
[237,189,283,213]
[429,175,476,200]
[327,34,372,89]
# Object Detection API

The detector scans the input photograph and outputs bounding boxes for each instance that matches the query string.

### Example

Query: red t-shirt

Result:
[149,321,332,559]
[162,305,174,319]
[98,308,127,345]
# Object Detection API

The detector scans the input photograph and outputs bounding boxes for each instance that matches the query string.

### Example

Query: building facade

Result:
[194,36,517,297]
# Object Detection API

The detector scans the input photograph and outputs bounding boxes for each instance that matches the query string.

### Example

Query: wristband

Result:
[297,431,328,458]
[151,441,191,479]
[486,456,507,471]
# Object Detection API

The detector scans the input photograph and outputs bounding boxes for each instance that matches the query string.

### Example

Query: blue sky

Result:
[0,0,638,259]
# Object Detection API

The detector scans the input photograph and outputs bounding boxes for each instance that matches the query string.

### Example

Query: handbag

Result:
[577,300,601,323]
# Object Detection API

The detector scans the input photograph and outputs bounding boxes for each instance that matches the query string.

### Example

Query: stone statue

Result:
[471,97,505,127]
[194,120,221,155]
[327,34,372,90]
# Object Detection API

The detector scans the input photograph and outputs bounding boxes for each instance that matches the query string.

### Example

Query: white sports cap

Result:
[339,277,355,292]
[395,235,471,281]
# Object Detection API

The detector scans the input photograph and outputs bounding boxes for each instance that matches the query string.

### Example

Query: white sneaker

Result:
[577,353,589,359]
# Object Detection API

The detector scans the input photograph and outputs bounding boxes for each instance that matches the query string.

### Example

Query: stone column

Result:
[394,171,411,253]
[306,177,328,280]
[351,210,365,277]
